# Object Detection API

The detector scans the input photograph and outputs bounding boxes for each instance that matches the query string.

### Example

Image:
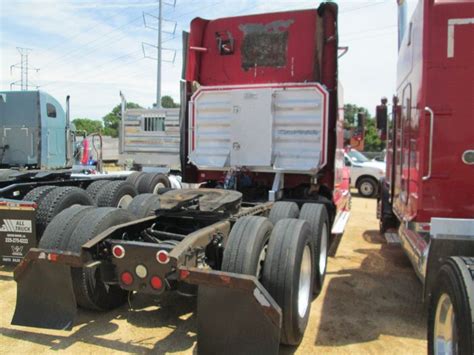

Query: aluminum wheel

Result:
[256,242,268,280]
[298,245,312,318]
[359,181,375,196]
[117,194,133,209]
[152,182,166,194]
[319,223,328,277]
[434,293,458,355]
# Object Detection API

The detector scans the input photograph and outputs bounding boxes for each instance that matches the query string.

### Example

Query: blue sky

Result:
[0,0,417,120]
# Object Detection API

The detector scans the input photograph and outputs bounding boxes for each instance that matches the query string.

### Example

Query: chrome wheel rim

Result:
[256,242,268,280]
[117,194,133,208]
[298,245,312,318]
[152,182,166,194]
[434,293,458,355]
[360,181,374,196]
[319,224,328,277]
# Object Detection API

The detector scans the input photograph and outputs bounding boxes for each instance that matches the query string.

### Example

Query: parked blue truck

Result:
[0,91,73,170]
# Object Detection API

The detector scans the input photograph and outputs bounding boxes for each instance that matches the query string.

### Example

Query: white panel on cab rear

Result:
[189,83,328,173]
[230,90,273,166]
[273,88,324,170]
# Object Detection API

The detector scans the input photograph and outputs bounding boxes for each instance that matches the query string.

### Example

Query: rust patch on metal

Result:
[239,20,294,71]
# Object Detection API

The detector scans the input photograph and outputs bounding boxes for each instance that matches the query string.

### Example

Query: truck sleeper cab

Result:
[377,1,474,353]
[11,3,350,354]
[0,91,71,170]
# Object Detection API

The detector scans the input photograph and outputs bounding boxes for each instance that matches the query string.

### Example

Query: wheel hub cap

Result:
[360,182,374,195]
[117,194,133,208]
[434,293,458,355]
[298,245,312,318]
[153,183,166,194]
[319,224,328,277]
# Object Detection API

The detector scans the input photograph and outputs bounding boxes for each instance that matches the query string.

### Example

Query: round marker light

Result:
[150,276,163,290]
[112,245,125,259]
[156,250,170,264]
[121,271,133,286]
[135,264,148,279]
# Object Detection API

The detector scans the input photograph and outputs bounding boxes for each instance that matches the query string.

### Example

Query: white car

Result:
[344,150,386,198]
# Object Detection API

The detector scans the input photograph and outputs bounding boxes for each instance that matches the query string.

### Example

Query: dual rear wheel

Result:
[222,201,330,345]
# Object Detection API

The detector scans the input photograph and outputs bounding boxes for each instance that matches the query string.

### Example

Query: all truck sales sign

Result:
[0,208,36,264]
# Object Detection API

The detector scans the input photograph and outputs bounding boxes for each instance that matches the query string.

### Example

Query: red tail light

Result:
[150,276,163,290]
[121,271,133,286]
[156,250,169,264]
[112,245,125,258]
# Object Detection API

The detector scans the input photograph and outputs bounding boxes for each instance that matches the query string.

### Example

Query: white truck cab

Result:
[344,150,385,198]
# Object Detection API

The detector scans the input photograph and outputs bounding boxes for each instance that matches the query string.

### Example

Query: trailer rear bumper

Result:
[11,250,283,354]
[179,267,282,355]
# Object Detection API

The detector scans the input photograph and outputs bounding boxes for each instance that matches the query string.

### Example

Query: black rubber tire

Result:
[156,187,173,195]
[126,171,146,188]
[127,193,161,218]
[357,177,378,198]
[137,173,171,194]
[39,205,95,250]
[268,201,299,225]
[262,218,314,345]
[35,186,94,240]
[22,185,57,203]
[85,180,111,202]
[299,203,329,295]
[95,181,137,208]
[221,216,273,277]
[428,257,474,355]
[67,207,135,311]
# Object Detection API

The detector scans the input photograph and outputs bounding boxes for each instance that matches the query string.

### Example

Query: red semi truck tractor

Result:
[377,0,474,353]
[10,3,350,353]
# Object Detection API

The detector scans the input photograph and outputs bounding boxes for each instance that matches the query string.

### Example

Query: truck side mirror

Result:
[376,103,388,140]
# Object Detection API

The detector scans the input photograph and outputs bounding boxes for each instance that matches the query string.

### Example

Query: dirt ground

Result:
[0,195,426,354]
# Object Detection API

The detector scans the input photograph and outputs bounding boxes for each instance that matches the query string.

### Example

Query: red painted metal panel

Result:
[186,10,319,85]
[391,0,474,223]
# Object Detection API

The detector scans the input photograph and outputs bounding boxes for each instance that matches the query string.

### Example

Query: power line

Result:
[39,4,143,54]
[10,47,40,90]
[342,24,397,38]
[340,1,389,14]
[40,14,145,71]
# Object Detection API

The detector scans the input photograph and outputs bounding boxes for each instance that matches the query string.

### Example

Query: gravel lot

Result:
[0,195,426,354]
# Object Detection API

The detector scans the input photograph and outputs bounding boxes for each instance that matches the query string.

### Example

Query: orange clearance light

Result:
[150,276,163,290]
[156,250,170,264]
[112,245,125,259]
[121,271,134,286]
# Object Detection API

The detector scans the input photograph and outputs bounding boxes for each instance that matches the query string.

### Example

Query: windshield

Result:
[347,150,370,163]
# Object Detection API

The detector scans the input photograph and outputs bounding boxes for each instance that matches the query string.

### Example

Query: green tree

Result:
[72,118,103,135]
[161,95,179,108]
[102,102,142,137]
[344,103,384,152]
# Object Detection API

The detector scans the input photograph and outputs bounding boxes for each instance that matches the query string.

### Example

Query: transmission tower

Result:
[10,47,40,90]
[142,0,177,108]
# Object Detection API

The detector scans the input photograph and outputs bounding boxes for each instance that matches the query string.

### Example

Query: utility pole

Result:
[142,1,177,108]
[10,47,40,90]
[157,0,162,108]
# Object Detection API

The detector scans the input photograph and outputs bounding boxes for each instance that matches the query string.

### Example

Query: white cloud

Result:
[1,0,420,120]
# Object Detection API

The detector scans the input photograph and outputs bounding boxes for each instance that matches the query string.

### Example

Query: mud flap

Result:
[181,268,282,355]
[12,259,77,330]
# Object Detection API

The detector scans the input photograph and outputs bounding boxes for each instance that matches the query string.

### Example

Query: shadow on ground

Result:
[0,291,197,354]
[313,229,426,347]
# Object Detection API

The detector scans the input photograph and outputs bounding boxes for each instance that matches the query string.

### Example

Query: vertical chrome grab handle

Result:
[422,106,434,181]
